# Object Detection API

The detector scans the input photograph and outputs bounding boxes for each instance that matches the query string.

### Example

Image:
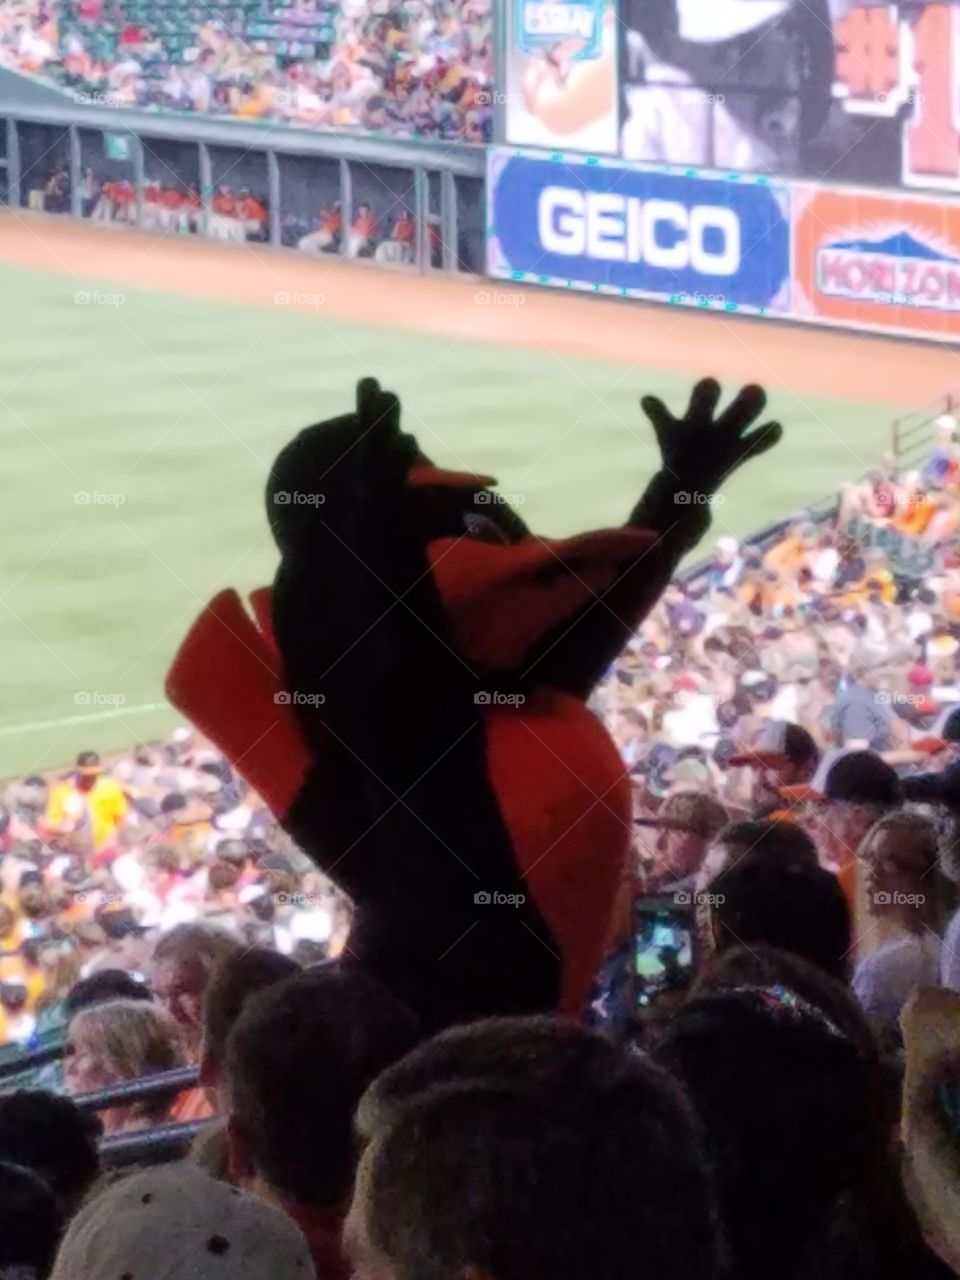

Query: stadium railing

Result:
[73,1064,205,1167]
[892,387,960,474]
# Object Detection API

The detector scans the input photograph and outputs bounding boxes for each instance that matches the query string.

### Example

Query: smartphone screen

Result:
[633,897,695,1011]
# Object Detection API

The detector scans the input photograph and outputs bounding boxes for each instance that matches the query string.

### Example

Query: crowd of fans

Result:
[0,731,350,1054]
[0,0,493,142]
[4,412,960,1277]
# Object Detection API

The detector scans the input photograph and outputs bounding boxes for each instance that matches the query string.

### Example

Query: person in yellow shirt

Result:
[45,752,127,855]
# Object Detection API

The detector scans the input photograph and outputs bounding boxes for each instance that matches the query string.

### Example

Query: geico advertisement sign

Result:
[538,190,741,274]
[488,149,791,313]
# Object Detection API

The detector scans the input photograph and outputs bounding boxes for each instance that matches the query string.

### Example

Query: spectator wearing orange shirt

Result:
[211,187,238,218]
[391,211,414,244]
[348,203,375,258]
[892,473,937,537]
[298,203,342,255]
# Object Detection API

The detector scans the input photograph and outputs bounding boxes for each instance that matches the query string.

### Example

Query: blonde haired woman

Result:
[65,999,185,1134]
[853,810,950,1043]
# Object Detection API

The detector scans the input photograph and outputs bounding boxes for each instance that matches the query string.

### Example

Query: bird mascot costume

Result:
[166,376,781,1031]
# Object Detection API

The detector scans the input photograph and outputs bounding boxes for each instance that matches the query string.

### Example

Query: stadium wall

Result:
[4,2,960,338]
[486,147,960,347]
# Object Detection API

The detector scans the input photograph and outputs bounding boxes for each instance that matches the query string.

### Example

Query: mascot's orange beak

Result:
[407,463,497,491]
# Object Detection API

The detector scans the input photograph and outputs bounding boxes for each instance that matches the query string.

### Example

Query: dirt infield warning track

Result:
[3,211,960,407]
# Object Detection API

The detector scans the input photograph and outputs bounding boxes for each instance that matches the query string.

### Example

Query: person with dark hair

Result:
[729,720,819,818]
[691,944,879,1060]
[655,985,952,1280]
[0,1090,101,1220]
[192,946,301,1183]
[781,748,904,914]
[63,968,152,1022]
[348,1016,720,1280]
[0,1160,61,1279]
[695,818,819,896]
[224,968,420,1279]
[708,852,852,982]
[200,946,300,1097]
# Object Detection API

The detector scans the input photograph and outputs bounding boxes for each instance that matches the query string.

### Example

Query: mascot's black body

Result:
[167,377,780,1030]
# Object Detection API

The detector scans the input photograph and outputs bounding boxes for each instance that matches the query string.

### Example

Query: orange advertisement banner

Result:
[792,185,960,340]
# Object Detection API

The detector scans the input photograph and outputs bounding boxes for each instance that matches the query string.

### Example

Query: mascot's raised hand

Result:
[637,377,783,511]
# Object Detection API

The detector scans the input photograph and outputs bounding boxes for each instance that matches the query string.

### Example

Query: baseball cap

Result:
[908,663,935,688]
[636,791,729,840]
[729,720,818,771]
[779,749,902,808]
[51,1164,316,1280]
[672,672,700,694]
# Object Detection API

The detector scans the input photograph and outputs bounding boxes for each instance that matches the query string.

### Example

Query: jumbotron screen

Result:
[504,0,960,193]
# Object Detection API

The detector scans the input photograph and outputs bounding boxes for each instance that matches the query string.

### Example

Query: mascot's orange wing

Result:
[429,527,659,674]
[165,589,309,818]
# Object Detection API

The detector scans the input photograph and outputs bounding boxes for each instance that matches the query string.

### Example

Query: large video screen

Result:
[0,0,493,143]
[504,1,960,192]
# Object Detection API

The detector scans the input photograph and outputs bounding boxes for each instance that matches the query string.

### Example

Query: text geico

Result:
[538,189,742,275]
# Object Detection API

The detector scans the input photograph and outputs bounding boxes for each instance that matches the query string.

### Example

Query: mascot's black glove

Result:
[631,378,782,547]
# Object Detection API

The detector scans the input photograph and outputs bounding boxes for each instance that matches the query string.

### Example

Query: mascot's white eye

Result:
[464,512,509,544]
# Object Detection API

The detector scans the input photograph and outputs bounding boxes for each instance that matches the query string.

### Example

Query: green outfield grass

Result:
[0,260,905,777]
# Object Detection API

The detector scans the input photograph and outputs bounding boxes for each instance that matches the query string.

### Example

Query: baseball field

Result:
[1,211,958,779]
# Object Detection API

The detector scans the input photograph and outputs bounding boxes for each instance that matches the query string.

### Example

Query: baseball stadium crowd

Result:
[0,0,493,141]
[5,418,960,1279]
